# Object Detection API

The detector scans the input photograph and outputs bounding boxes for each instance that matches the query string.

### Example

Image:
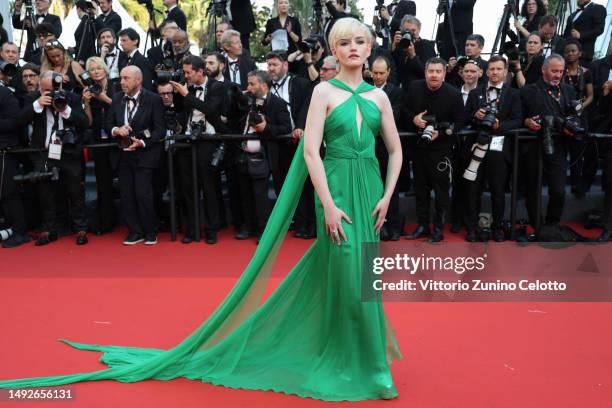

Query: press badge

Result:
[489,136,504,152]
[48,134,62,160]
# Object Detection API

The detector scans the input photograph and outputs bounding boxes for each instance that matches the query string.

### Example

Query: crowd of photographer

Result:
[0,0,611,248]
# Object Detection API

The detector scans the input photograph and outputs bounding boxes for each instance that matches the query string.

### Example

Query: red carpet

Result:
[1,227,611,407]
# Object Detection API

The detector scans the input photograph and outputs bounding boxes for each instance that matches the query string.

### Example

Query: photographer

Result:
[19,71,89,246]
[520,54,577,228]
[464,56,522,242]
[82,56,116,235]
[21,63,40,94]
[24,23,56,66]
[436,0,476,61]
[221,30,257,90]
[447,34,488,87]
[319,56,339,82]
[288,34,326,82]
[147,20,179,69]
[105,66,165,245]
[95,0,122,36]
[169,55,229,244]
[538,15,566,58]
[266,51,314,238]
[40,40,85,94]
[1,42,26,98]
[234,70,291,241]
[262,0,302,54]
[150,0,187,34]
[98,28,120,90]
[169,30,192,69]
[406,57,465,242]
[74,0,99,64]
[12,0,62,54]
[0,81,29,248]
[117,28,154,90]
[511,31,544,88]
[324,0,360,43]
[391,15,436,94]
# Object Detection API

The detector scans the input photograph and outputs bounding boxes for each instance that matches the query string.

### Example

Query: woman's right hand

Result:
[82,88,92,104]
[324,204,352,245]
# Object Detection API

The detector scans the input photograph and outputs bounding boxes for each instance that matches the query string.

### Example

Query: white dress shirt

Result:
[32,100,72,148]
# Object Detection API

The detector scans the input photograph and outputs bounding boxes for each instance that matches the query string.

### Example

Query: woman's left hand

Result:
[371,196,390,235]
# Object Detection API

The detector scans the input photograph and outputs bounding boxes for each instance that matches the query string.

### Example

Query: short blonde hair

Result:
[85,56,109,75]
[327,18,371,51]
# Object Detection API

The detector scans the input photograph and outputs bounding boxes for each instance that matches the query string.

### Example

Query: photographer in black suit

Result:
[464,56,522,242]
[147,20,179,69]
[520,54,577,228]
[117,28,154,90]
[150,0,187,33]
[235,70,291,241]
[563,0,607,66]
[221,30,257,90]
[229,0,256,50]
[20,71,89,246]
[266,51,314,238]
[391,15,436,96]
[95,0,122,36]
[105,66,165,245]
[406,57,465,243]
[436,0,477,61]
[170,55,229,244]
[98,28,121,91]
[372,56,404,241]
[0,84,29,248]
[12,0,62,55]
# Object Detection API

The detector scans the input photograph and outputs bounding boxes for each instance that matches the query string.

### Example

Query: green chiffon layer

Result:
[0,78,402,401]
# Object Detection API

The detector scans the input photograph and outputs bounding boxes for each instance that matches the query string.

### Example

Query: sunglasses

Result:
[44,40,64,50]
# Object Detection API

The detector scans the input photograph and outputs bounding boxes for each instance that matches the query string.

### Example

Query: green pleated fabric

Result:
[0,78,402,401]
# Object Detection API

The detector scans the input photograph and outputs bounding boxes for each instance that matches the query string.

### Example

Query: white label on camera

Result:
[48,141,62,160]
[489,136,504,152]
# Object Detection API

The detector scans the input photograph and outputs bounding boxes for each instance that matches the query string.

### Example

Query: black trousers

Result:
[0,151,27,235]
[33,152,87,233]
[568,139,598,195]
[238,152,271,233]
[599,141,612,229]
[466,150,509,231]
[413,147,453,227]
[118,159,157,235]
[451,138,470,227]
[177,142,222,235]
[522,138,568,226]
[92,146,116,230]
[375,139,402,234]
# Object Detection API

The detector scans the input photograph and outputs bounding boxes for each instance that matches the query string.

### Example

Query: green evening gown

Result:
[0,78,402,401]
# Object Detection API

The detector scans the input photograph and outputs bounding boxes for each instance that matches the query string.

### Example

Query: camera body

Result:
[79,71,103,95]
[479,101,498,131]
[14,166,60,183]
[298,36,321,54]
[49,73,68,111]
[0,61,17,78]
[420,114,453,144]
[247,95,266,127]
[55,128,78,146]
[164,106,179,132]
[155,68,184,85]
[399,30,414,48]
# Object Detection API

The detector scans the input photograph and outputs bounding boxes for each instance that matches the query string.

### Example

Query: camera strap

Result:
[537,81,565,118]
[48,110,62,160]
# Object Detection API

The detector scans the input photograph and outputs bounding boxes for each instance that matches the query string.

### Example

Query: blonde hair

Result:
[41,43,72,73]
[327,18,371,51]
[85,56,110,75]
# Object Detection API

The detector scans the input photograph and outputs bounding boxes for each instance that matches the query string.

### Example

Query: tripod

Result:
[555,0,574,36]
[144,5,162,52]
[203,0,228,54]
[433,0,460,59]
[491,0,519,56]
[76,12,98,64]
[312,0,325,35]
[17,0,38,56]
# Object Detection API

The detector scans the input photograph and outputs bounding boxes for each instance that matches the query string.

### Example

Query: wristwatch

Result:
[306,62,314,67]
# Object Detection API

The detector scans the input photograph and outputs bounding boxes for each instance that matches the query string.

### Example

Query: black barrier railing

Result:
[5,130,612,242]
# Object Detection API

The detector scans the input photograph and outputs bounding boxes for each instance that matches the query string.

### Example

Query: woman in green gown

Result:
[0,18,403,401]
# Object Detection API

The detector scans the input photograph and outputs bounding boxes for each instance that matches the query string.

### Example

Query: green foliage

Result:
[249,4,272,62]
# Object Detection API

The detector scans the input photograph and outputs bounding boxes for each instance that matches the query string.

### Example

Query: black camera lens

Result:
[399,31,413,48]
[0,62,17,77]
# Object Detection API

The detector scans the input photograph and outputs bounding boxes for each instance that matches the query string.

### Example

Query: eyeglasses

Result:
[320,67,335,72]
[22,73,39,79]
[44,40,64,50]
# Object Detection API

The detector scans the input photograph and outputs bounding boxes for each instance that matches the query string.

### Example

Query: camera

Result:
[420,114,437,143]
[14,166,60,183]
[480,102,498,131]
[463,102,498,181]
[79,71,102,95]
[398,30,414,48]
[541,115,555,156]
[0,61,18,78]
[55,128,78,146]
[50,73,68,111]
[155,69,184,85]
[247,94,265,127]
[298,35,322,54]
[164,106,179,132]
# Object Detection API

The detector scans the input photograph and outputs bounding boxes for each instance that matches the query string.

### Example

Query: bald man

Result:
[105,66,165,245]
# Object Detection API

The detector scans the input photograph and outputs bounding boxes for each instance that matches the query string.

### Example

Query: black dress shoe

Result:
[406,225,430,240]
[294,228,306,238]
[597,229,612,242]
[181,235,195,244]
[204,231,218,244]
[2,234,31,248]
[123,233,144,245]
[35,232,58,246]
[389,230,401,241]
[76,233,88,245]
[235,229,253,240]
[492,229,505,242]
[428,228,444,243]
[380,226,390,241]
[465,229,479,242]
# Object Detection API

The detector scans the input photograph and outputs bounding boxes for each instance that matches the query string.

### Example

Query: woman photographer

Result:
[287,35,327,81]
[82,56,116,234]
[511,31,545,88]
[41,40,85,93]
[262,0,302,54]
[514,0,547,39]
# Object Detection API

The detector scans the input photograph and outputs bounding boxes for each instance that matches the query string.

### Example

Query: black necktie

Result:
[107,53,116,57]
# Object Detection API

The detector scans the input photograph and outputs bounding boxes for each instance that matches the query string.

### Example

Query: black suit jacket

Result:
[260,93,292,172]
[0,86,21,149]
[105,88,165,168]
[19,91,88,151]
[563,2,607,60]
[263,16,302,53]
[12,12,62,52]
[95,10,122,36]
[393,38,437,93]
[166,7,187,31]
[223,54,257,90]
[588,55,612,133]
[180,78,230,134]
[520,79,577,123]
[389,0,417,34]
[230,0,256,35]
[118,51,154,90]
[465,83,522,160]
[286,75,312,130]
[381,82,404,130]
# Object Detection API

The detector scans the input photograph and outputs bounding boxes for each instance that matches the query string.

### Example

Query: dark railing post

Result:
[191,142,201,242]
[535,140,544,237]
[510,130,520,241]
[167,144,177,241]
